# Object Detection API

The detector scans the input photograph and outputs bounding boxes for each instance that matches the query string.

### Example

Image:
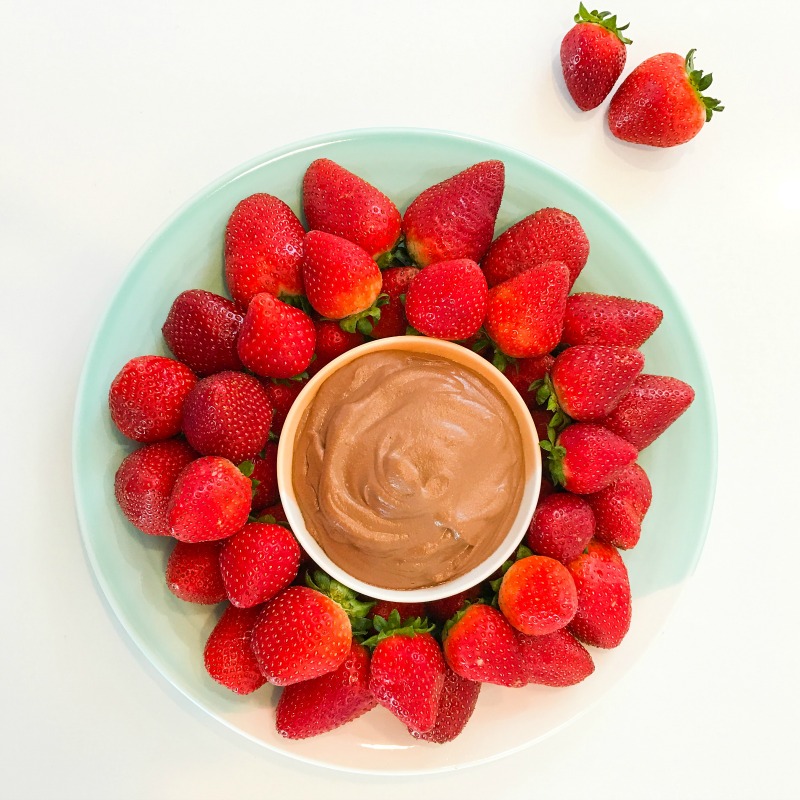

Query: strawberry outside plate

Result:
[72,127,717,774]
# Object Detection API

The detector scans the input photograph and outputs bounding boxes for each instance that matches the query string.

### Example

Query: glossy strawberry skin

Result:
[526,493,596,564]
[517,628,595,687]
[369,266,419,339]
[503,355,554,410]
[409,666,480,743]
[307,320,365,376]
[109,355,197,443]
[264,379,306,435]
[165,540,226,604]
[249,442,279,513]
[204,605,267,695]
[224,193,305,307]
[562,293,663,348]
[162,289,244,375]
[587,462,652,549]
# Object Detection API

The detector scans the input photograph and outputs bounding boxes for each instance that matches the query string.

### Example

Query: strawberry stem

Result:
[685,49,724,122]
[361,609,434,649]
[574,3,632,44]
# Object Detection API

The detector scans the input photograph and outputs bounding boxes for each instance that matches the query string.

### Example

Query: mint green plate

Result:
[73,128,716,774]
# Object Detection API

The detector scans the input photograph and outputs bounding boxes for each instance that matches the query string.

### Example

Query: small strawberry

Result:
[560,4,631,111]
[482,208,589,289]
[258,501,287,524]
[161,289,244,375]
[167,456,251,543]
[526,493,596,564]
[600,374,695,450]
[108,355,197,442]
[237,292,316,379]
[485,262,570,359]
[587,462,652,549]
[275,639,377,739]
[165,540,226,604]
[425,585,481,623]
[538,474,557,503]
[544,422,638,494]
[517,628,595,687]
[224,193,305,307]
[502,355,554,410]
[562,292,663,348]
[409,666,481,743]
[248,442,279,513]
[264,379,306,435]
[567,539,631,648]
[181,371,273,463]
[204,604,267,695]
[608,49,724,147]
[114,439,197,536]
[403,161,505,267]
[404,259,488,340]
[302,158,401,261]
[307,320,365,376]
[531,407,555,443]
[368,266,419,339]
[367,600,427,623]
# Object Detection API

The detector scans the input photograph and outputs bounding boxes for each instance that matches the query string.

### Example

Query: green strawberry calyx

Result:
[339,294,390,336]
[685,49,724,122]
[540,433,567,488]
[361,609,434,649]
[306,569,375,637]
[530,375,573,439]
[574,3,632,45]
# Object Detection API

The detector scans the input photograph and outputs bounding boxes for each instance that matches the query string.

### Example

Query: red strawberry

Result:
[425,585,481,622]
[526,493,596,564]
[181,371,273,463]
[502,355,554,410]
[545,422,638,494]
[161,289,244,375]
[167,456,251,543]
[275,639,377,739]
[498,555,578,636]
[560,4,631,111]
[301,231,383,326]
[369,266,419,339]
[562,293,663,348]
[251,586,352,685]
[204,605,266,695]
[114,439,197,536]
[403,161,505,267]
[249,442,279,513]
[108,355,197,442]
[485,262,570,358]
[409,666,480,743]
[219,522,301,608]
[567,539,631,648]
[443,603,527,687]
[258,501,287,524]
[367,600,427,623]
[302,159,401,260]
[165,540,226,604]
[608,49,724,147]
[237,292,316,379]
[224,193,305,307]
[265,379,306,435]
[404,259,488,340]
[482,208,589,289]
[587,462,652,549]
[531,407,555,443]
[517,628,595,687]
[307,320,365,376]
[539,474,557,502]
[600,374,695,450]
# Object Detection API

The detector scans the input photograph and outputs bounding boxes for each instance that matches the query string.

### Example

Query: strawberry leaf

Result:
[685,49,724,121]
[574,3,632,44]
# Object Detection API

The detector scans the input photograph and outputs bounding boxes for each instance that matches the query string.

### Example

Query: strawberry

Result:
[181,371,273,463]
[204,604,267,695]
[526,493,596,564]
[409,666,480,743]
[544,422,638,494]
[608,49,724,147]
[367,600,427,623]
[165,540,226,604]
[517,628,595,687]
[237,292,316,379]
[275,639,377,739]
[403,161,505,267]
[567,539,631,648]
[368,266,419,339]
[538,474,557,503]
[219,522,301,608]
[560,4,631,111]
[600,374,695,450]
[108,355,197,442]
[587,462,652,549]
[302,158,401,261]
[482,208,589,289]
[404,259,488,340]
[166,455,251,543]
[307,320,365,376]
[443,603,527,688]
[502,355,554,410]
[224,193,305,307]
[114,439,197,536]
[485,262,570,358]
[425,585,481,622]
[264,379,306,435]
[498,555,578,636]
[301,231,383,328]
[161,289,244,375]
[249,442,279,513]
[562,293,663,348]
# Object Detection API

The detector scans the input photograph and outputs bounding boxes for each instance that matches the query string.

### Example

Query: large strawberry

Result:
[404,259,488,340]
[302,158,401,261]
[481,208,589,289]
[165,540,226,604]
[408,666,481,743]
[368,266,419,339]
[608,49,724,147]
[562,292,663,348]
[307,320,365,376]
[561,4,631,111]
[587,462,652,549]
[526,492,596,564]
[517,628,595,687]
[403,161,505,267]
[204,605,267,695]
[224,193,305,306]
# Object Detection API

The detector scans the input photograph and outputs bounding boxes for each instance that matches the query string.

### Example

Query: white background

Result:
[2,1,798,797]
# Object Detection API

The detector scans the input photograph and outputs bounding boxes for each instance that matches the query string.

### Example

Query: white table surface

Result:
[3,1,798,797]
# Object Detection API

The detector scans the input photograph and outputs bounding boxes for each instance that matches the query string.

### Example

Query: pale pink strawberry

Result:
[587,462,652,549]
[165,540,226,604]
[204,605,267,694]
[562,293,663,347]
